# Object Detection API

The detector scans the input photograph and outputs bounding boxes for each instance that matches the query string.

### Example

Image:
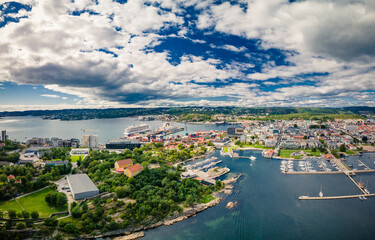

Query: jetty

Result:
[299,193,375,200]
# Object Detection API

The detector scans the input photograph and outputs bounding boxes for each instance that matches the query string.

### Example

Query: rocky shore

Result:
[83,197,222,239]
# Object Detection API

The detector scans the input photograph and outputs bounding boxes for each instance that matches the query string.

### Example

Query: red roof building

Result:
[115,159,133,169]
[124,163,143,178]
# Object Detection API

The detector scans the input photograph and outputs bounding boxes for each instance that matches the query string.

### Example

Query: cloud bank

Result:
[0,0,374,109]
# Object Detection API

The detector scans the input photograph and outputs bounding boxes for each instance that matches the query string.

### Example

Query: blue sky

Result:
[0,0,374,111]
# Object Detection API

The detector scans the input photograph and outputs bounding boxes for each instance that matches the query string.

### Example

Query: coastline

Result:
[83,196,222,239]
[83,174,242,239]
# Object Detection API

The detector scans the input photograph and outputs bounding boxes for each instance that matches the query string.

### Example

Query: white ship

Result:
[124,124,151,135]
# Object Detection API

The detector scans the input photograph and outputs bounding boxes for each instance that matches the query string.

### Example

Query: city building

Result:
[66,174,99,200]
[1,130,6,141]
[115,159,133,169]
[124,163,143,177]
[45,160,69,166]
[70,148,90,155]
[84,135,98,148]
[106,138,142,149]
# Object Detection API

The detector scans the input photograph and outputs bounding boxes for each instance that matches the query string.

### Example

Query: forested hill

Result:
[0,106,373,121]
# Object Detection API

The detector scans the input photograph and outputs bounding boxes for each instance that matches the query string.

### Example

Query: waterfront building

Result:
[124,163,143,177]
[84,135,98,148]
[106,138,141,149]
[66,174,99,200]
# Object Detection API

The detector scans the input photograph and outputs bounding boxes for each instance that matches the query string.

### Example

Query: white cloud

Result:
[40,94,60,98]
[0,0,373,110]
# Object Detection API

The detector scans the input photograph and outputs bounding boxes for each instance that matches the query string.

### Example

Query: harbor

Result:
[277,150,375,200]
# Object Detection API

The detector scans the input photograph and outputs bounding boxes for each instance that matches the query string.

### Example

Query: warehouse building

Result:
[66,174,99,200]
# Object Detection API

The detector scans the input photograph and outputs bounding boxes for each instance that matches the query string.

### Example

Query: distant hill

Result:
[0,106,372,121]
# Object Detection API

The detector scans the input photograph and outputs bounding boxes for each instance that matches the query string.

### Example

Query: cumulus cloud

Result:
[0,0,374,109]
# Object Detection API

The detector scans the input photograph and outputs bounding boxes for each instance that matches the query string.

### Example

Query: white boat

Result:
[124,123,151,135]
[250,156,256,161]
[319,185,323,198]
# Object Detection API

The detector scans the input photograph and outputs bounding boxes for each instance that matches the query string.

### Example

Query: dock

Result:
[358,159,371,170]
[299,193,375,200]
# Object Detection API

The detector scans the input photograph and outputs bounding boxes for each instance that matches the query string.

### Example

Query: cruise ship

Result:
[124,124,151,135]
[159,122,184,135]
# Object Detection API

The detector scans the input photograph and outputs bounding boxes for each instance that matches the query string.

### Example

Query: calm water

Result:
[144,151,375,240]
[0,116,228,144]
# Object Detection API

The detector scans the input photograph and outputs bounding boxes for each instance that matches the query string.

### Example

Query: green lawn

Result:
[249,144,273,149]
[304,149,324,156]
[0,199,23,213]
[223,147,229,153]
[279,149,301,158]
[0,187,68,217]
[202,195,215,203]
[70,155,84,162]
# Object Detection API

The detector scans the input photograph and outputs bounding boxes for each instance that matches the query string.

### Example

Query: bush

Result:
[16,223,26,230]
[44,218,58,227]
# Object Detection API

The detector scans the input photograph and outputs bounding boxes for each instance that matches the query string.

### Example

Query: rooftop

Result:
[66,174,99,194]
[127,163,143,173]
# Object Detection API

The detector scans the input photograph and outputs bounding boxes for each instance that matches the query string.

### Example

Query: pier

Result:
[299,193,375,200]
[358,159,371,170]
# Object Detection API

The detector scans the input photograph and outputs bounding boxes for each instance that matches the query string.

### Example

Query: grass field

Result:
[304,150,324,156]
[0,187,67,217]
[202,195,215,203]
[279,149,301,158]
[244,144,273,149]
[70,155,84,162]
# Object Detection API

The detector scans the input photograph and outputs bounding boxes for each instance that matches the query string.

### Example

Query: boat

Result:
[250,156,256,161]
[159,121,184,135]
[319,185,323,198]
[124,123,151,135]
[358,178,364,189]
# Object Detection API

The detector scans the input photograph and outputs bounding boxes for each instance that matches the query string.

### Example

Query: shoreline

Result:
[82,196,222,239]
[84,174,242,239]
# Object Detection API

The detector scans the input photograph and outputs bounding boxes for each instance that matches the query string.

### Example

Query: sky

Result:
[0,0,374,111]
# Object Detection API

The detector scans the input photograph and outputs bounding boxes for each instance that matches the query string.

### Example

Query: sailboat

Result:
[319,185,323,198]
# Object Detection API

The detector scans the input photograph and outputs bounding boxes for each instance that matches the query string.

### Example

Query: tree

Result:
[56,193,67,207]
[63,223,79,234]
[0,174,7,182]
[44,218,58,227]
[339,144,346,152]
[8,209,17,219]
[22,210,30,219]
[31,211,39,220]
[115,186,130,198]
